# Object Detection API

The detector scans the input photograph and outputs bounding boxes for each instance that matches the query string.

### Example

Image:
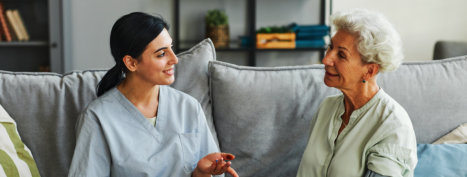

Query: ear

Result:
[364,63,379,80]
[122,55,138,72]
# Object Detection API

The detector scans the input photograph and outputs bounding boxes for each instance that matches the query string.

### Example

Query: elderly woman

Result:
[296,9,417,177]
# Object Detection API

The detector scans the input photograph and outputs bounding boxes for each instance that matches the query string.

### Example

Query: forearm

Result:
[364,169,389,177]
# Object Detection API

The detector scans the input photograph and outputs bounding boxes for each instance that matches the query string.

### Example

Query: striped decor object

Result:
[0,105,40,177]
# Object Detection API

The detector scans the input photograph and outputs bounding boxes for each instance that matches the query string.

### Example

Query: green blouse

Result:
[297,89,417,177]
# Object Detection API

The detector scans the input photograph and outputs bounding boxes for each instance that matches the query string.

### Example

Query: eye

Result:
[326,44,333,51]
[338,51,346,59]
[157,51,166,57]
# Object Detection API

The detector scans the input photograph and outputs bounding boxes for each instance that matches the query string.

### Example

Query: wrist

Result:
[192,166,211,177]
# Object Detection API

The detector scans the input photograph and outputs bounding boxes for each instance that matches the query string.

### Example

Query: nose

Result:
[321,51,333,66]
[169,49,178,65]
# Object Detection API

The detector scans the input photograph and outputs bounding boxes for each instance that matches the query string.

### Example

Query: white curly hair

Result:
[330,9,403,72]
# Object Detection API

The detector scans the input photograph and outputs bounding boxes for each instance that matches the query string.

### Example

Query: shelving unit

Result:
[0,0,63,72]
[174,0,326,66]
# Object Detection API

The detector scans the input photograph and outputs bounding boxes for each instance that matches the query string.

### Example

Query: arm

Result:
[191,103,238,177]
[364,169,389,177]
[68,111,111,177]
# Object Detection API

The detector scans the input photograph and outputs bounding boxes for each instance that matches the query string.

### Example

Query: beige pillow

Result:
[433,123,467,144]
[0,104,40,177]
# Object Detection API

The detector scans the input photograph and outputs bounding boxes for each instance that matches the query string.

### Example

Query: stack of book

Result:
[291,24,329,48]
[0,2,30,42]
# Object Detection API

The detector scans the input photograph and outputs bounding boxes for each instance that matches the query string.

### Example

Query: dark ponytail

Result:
[96,12,169,97]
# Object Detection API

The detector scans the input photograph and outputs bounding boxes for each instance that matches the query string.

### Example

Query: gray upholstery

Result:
[1,38,467,177]
[209,56,467,176]
[209,62,339,177]
[0,70,104,177]
[171,38,218,145]
[433,41,467,60]
[0,39,216,177]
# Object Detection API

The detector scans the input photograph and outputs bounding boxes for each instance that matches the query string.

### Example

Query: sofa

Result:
[1,39,466,177]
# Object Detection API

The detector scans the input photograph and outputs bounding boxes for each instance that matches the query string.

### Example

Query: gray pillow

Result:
[209,61,338,177]
[171,38,218,145]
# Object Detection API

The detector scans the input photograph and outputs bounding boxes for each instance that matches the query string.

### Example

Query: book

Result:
[0,2,12,41]
[13,9,29,41]
[6,9,22,41]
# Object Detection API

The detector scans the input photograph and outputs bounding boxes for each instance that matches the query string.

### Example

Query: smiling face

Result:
[131,28,178,86]
[322,30,368,91]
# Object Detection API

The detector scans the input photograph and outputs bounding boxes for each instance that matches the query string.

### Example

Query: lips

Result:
[163,67,174,75]
[325,71,339,77]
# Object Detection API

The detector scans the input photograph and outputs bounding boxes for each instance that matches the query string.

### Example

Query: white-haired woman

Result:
[297,9,417,177]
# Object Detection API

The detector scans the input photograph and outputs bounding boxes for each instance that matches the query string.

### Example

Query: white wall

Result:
[63,0,173,71]
[332,0,467,61]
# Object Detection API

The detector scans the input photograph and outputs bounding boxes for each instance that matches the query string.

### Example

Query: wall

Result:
[64,0,322,72]
[332,0,467,61]
[63,0,174,71]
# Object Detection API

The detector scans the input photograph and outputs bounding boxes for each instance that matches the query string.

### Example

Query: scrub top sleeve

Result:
[68,111,111,177]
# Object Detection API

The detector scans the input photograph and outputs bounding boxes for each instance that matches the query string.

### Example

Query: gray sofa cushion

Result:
[171,38,218,145]
[0,39,217,177]
[209,56,467,176]
[378,56,467,143]
[209,61,339,177]
[0,70,105,177]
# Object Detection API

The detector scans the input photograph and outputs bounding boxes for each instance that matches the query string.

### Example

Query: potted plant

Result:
[205,9,229,48]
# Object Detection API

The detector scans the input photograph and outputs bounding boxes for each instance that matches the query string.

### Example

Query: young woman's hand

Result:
[192,152,239,177]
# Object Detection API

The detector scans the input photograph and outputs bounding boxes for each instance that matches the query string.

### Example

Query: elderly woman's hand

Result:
[192,152,239,177]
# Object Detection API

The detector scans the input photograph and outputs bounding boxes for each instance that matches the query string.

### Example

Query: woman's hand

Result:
[192,152,239,177]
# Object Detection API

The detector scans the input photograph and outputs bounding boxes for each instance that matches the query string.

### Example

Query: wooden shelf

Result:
[174,0,326,66]
[0,41,49,47]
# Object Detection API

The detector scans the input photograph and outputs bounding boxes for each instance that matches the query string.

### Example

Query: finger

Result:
[213,158,225,173]
[226,166,239,177]
[219,161,231,173]
[207,159,218,173]
[220,152,235,160]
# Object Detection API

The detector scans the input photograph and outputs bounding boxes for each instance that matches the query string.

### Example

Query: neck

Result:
[117,75,160,107]
[341,79,380,115]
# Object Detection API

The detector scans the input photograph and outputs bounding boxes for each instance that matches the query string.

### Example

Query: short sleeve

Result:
[367,121,417,177]
[367,143,413,177]
[68,110,111,177]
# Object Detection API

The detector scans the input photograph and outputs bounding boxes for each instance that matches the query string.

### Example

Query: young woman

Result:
[68,12,238,177]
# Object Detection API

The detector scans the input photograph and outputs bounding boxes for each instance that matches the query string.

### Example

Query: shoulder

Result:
[319,93,343,110]
[82,88,122,117]
[375,90,412,127]
[163,86,200,107]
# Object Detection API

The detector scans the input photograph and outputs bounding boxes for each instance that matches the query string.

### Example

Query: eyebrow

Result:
[338,46,352,56]
[154,47,168,53]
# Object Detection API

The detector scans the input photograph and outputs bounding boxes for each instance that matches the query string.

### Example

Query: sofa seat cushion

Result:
[209,61,339,177]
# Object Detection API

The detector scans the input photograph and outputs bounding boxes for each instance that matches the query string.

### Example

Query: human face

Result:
[133,28,178,86]
[322,30,367,91]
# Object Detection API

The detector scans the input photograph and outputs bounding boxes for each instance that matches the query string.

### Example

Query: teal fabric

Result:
[414,144,467,177]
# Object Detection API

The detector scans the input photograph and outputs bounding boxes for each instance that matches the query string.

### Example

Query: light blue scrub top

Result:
[68,86,220,177]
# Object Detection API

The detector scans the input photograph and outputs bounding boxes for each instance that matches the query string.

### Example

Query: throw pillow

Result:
[209,61,339,177]
[433,123,467,144]
[0,104,40,177]
[171,38,218,145]
[414,144,467,177]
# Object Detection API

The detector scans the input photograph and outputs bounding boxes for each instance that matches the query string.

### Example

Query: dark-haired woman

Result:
[68,12,238,177]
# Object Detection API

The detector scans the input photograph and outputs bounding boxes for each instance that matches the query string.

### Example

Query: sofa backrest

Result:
[0,70,105,177]
[0,39,217,177]
[209,55,467,177]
